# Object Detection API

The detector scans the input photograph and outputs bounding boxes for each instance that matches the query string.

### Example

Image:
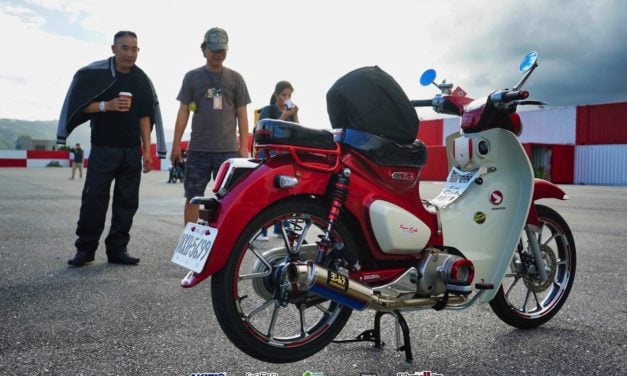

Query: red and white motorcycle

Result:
[171,51,576,363]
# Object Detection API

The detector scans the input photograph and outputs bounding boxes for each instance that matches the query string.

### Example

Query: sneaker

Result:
[257,234,269,241]
[271,232,282,238]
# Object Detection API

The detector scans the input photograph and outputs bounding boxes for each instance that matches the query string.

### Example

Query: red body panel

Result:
[182,157,333,287]
[182,146,442,287]
[340,150,441,260]
[527,178,568,227]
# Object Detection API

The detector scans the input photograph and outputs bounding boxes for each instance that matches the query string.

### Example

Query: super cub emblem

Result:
[391,171,416,181]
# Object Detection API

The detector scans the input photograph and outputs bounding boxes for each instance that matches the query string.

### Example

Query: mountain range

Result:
[0,119,91,150]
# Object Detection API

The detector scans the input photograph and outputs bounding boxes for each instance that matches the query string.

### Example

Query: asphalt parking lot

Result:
[0,167,625,376]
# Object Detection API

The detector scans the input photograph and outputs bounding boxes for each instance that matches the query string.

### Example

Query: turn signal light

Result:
[448,258,475,285]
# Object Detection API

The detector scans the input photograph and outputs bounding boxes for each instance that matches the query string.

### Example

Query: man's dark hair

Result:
[114,31,137,43]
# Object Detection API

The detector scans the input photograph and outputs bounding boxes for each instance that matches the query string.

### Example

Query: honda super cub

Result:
[171,52,576,363]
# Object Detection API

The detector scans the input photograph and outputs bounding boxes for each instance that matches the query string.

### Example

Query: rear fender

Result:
[527,178,569,227]
[181,158,333,288]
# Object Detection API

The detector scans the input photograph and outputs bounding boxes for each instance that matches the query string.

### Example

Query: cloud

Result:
[1,0,626,141]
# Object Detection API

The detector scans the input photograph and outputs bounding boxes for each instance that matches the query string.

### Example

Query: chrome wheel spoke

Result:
[532,291,544,312]
[266,301,281,337]
[315,304,331,315]
[521,288,532,312]
[542,232,557,246]
[247,299,277,320]
[239,245,273,281]
[298,304,307,337]
[505,276,522,298]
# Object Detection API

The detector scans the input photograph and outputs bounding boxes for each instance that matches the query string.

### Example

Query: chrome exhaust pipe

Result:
[286,261,465,311]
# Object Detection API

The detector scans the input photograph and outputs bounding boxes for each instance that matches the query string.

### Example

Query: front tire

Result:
[211,197,356,363]
[490,204,576,329]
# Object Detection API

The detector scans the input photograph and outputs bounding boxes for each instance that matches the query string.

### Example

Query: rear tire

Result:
[211,197,356,363]
[490,205,576,329]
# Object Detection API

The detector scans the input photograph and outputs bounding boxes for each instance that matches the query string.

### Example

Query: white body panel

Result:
[438,128,534,301]
[369,200,431,254]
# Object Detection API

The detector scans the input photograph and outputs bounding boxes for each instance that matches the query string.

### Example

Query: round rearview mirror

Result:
[519,51,538,72]
[420,69,437,86]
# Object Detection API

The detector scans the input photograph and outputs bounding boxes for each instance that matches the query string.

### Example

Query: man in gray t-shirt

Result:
[171,27,251,225]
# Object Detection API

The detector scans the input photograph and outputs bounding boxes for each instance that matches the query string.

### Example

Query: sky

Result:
[1,0,626,146]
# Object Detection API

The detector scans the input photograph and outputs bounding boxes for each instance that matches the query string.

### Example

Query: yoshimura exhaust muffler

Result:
[286,261,465,311]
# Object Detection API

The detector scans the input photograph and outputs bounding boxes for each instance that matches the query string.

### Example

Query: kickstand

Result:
[332,310,413,362]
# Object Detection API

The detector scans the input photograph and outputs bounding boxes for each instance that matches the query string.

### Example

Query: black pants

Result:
[75,146,141,254]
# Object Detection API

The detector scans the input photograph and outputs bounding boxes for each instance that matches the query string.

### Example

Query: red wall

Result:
[0,159,27,167]
[551,145,575,184]
[577,102,627,145]
[417,119,443,146]
[420,146,448,181]
[27,150,70,159]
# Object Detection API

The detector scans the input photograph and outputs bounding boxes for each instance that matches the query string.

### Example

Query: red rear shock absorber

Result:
[316,168,351,264]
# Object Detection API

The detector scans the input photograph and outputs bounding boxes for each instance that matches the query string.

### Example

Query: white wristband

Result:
[99,101,106,112]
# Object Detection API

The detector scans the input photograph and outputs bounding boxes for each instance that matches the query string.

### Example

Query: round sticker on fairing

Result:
[474,211,486,224]
[489,190,503,205]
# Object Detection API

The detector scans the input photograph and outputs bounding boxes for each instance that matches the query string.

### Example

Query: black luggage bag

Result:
[326,66,419,144]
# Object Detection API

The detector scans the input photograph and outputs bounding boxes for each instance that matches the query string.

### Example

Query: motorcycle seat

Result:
[254,119,336,150]
[334,128,427,167]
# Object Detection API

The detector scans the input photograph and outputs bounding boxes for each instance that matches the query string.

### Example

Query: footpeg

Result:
[475,282,494,290]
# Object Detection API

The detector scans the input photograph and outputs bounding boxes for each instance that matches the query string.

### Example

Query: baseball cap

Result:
[204,27,228,51]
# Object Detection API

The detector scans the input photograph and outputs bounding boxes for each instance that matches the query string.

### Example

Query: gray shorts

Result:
[184,151,237,199]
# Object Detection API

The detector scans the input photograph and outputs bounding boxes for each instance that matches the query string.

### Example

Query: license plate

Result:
[431,167,480,208]
[171,223,218,273]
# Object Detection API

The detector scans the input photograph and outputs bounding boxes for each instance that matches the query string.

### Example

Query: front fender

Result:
[527,178,569,227]
[181,157,333,288]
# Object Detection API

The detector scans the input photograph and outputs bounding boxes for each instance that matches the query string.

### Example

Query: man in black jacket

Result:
[60,31,160,267]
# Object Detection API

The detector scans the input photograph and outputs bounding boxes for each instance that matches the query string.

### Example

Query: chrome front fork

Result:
[525,225,549,281]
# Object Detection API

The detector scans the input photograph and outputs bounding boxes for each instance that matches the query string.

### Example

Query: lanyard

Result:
[204,68,223,94]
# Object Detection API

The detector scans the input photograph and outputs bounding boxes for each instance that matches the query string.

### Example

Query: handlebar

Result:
[490,90,529,104]
[411,99,434,107]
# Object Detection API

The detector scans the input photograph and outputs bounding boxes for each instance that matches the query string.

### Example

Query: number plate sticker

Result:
[171,223,218,273]
[431,167,480,207]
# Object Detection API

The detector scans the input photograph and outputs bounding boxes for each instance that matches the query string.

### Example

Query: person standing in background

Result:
[68,143,84,179]
[255,80,299,241]
[171,27,251,225]
[58,30,165,267]
[258,80,299,123]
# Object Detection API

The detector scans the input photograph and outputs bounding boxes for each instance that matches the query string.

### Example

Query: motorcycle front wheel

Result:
[490,204,576,329]
[210,197,356,363]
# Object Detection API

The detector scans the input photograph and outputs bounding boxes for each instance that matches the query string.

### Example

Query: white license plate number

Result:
[171,223,217,273]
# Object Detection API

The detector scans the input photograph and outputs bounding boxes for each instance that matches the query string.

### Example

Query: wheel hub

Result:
[523,244,557,293]
[251,248,288,300]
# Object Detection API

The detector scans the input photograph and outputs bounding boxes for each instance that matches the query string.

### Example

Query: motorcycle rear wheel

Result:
[211,197,356,363]
[490,204,576,329]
